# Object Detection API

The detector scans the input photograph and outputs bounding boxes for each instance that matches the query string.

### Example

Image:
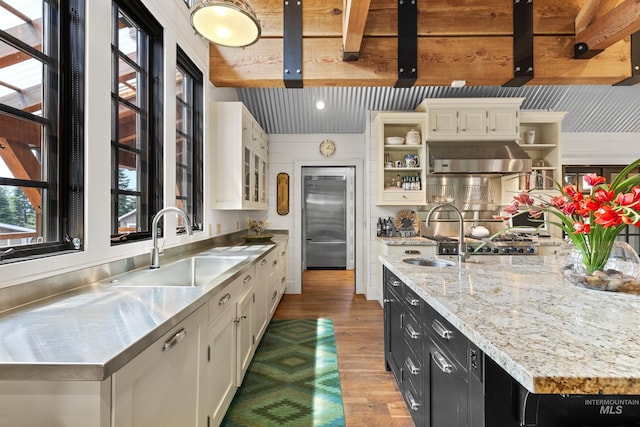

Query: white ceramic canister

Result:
[405,129,421,145]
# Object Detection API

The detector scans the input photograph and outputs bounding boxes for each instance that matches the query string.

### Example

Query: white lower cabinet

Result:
[206,301,237,427]
[112,306,206,427]
[203,264,256,426]
[268,242,287,317]
[236,287,254,384]
[253,256,272,344]
[0,379,111,427]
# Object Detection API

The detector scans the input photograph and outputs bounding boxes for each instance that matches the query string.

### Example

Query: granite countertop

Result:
[376,236,437,246]
[379,253,640,395]
[0,238,285,381]
[377,235,564,247]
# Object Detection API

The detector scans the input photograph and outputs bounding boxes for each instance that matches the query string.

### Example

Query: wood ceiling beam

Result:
[575,0,640,58]
[341,0,371,61]
[209,0,633,86]
[0,137,42,214]
[575,0,619,34]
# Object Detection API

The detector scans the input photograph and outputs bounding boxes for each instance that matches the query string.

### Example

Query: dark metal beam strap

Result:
[613,31,640,86]
[503,0,534,87]
[394,0,417,88]
[283,0,303,88]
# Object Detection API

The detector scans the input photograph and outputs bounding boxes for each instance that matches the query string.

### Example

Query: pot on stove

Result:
[470,225,490,238]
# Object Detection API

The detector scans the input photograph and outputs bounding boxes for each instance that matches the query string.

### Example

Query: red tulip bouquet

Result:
[503,158,640,287]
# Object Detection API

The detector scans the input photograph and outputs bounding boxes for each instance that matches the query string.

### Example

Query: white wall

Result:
[266,134,366,295]
[0,0,249,289]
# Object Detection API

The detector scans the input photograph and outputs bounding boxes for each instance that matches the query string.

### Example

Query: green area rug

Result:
[221,318,346,427]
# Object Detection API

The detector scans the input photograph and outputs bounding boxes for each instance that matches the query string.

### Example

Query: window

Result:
[175,47,203,232]
[0,0,84,261]
[111,0,163,242]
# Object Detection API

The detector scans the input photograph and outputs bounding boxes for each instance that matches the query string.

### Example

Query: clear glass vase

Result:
[557,240,640,292]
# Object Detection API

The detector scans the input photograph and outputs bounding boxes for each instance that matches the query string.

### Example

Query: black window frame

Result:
[175,46,204,232]
[110,0,163,244]
[0,0,85,262]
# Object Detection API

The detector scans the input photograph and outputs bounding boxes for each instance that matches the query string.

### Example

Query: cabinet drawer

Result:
[383,245,435,257]
[426,306,468,371]
[403,379,425,426]
[403,344,424,395]
[385,272,404,295]
[382,191,424,203]
[403,286,422,320]
[403,313,423,353]
[209,267,255,324]
[208,282,238,324]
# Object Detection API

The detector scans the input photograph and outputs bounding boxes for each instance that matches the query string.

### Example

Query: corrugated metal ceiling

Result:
[237,85,640,134]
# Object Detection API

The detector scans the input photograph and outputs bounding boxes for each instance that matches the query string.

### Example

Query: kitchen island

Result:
[380,253,640,426]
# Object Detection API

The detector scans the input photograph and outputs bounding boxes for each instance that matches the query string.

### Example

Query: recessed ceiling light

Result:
[315,100,326,110]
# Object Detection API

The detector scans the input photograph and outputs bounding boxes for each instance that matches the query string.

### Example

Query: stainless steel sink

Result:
[403,258,456,267]
[111,255,247,287]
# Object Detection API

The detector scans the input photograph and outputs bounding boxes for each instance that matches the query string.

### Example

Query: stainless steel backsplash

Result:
[417,175,507,237]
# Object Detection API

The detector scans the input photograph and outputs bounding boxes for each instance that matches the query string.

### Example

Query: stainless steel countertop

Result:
[0,241,283,381]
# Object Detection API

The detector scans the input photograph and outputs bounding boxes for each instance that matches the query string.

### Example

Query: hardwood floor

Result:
[273,270,414,427]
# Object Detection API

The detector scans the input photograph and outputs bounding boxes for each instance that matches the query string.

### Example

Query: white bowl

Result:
[385,136,405,145]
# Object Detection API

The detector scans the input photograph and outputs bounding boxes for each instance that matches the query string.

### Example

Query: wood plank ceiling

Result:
[209,0,640,88]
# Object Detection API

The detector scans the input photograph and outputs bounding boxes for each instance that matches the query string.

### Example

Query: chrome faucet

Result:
[150,207,193,269]
[425,204,470,262]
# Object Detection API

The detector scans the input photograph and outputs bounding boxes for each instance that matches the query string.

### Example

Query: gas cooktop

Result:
[426,234,539,255]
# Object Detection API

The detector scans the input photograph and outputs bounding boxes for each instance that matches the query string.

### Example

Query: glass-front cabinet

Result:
[375,112,428,206]
[211,102,268,210]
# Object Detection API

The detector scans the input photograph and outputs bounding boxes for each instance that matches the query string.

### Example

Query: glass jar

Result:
[557,240,640,292]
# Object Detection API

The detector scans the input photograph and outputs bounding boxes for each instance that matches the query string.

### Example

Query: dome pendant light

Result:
[190,0,261,47]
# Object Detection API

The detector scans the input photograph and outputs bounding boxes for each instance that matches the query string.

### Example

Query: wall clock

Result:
[319,139,336,158]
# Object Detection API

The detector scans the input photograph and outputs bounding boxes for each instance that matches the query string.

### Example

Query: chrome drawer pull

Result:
[405,357,420,375]
[404,390,421,411]
[433,351,453,374]
[272,259,278,267]
[432,319,453,340]
[218,293,231,306]
[390,280,401,287]
[261,259,267,265]
[162,328,187,352]
[405,295,420,307]
[243,274,252,284]
[405,323,421,340]
[272,290,278,300]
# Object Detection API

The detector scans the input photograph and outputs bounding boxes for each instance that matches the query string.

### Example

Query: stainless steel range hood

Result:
[427,141,532,174]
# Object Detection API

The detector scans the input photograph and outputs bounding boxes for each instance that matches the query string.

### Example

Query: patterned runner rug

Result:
[221,318,345,427]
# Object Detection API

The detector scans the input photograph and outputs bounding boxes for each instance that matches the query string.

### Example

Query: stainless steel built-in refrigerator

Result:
[303,175,347,269]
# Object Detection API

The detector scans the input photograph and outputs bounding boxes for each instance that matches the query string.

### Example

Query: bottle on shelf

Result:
[376,218,383,236]
[385,217,393,236]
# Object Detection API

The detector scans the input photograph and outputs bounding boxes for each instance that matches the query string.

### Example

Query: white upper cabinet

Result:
[417,98,524,141]
[211,102,268,210]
